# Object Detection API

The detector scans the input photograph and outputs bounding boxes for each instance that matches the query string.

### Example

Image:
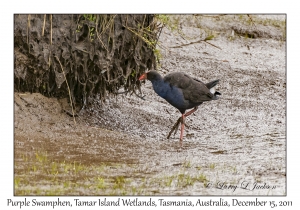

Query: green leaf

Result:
[204,35,214,41]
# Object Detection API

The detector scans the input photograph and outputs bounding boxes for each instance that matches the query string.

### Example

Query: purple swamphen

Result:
[139,70,221,146]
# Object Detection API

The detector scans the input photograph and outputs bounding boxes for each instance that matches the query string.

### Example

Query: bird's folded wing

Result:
[164,72,214,103]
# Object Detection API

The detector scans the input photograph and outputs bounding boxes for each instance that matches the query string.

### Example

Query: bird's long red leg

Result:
[167,106,199,145]
[167,117,182,139]
[179,114,185,147]
[184,106,198,117]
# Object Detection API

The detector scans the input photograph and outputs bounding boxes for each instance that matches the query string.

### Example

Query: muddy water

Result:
[14,15,285,195]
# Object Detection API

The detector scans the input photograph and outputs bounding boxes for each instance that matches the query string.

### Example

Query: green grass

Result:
[183,161,192,168]
[113,176,126,189]
[14,151,246,195]
[14,177,21,188]
[197,173,208,183]
[35,151,47,163]
[209,163,216,170]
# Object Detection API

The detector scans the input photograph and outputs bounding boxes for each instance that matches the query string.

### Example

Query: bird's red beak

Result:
[139,73,147,81]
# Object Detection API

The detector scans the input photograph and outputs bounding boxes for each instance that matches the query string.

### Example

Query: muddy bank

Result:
[14,15,286,195]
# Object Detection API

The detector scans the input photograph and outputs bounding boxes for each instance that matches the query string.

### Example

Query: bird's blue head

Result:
[139,70,162,82]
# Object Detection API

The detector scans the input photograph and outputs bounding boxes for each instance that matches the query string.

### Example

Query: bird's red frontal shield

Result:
[138,73,147,80]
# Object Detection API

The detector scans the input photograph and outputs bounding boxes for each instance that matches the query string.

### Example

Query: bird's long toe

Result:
[167,117,182,139]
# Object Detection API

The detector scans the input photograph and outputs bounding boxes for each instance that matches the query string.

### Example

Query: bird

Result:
[139,70,221,146]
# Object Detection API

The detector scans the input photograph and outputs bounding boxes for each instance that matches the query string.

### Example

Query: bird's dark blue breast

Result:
[151,79,197,113]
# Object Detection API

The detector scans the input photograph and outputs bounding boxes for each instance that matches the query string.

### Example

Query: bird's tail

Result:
[206,79,219,89]
[213,91,221,100]
[206,79,221,100]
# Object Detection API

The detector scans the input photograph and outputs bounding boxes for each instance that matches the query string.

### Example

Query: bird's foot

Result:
[167,117,189,139]
[167,117,182,139]
[177,147,183,152]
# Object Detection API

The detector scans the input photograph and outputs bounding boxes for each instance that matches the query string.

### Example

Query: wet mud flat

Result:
[14,15,286,195]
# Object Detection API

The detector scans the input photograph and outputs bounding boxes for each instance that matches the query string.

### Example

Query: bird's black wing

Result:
[183,74,215,103]
[164,72,191,89]
[164,72,214,103]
